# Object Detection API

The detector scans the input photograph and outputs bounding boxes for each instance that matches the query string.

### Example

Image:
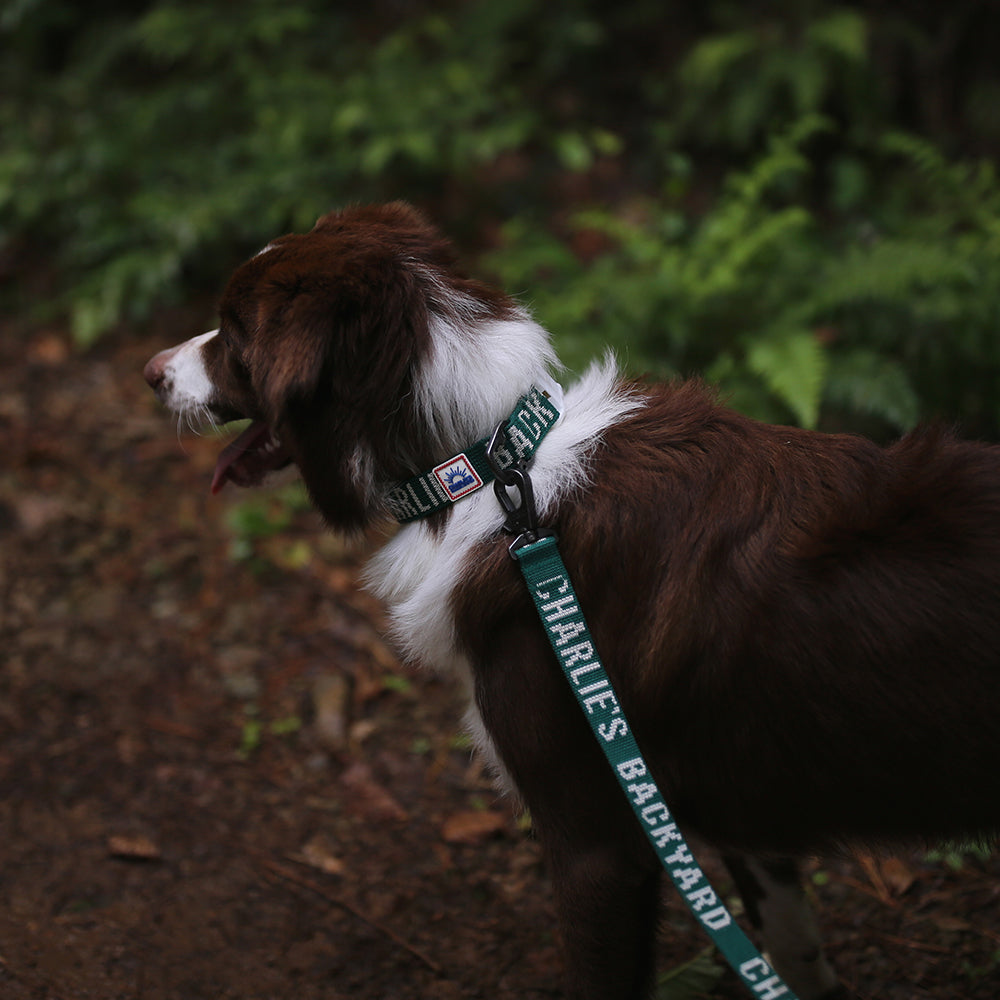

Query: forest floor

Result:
[3,308,1000,999]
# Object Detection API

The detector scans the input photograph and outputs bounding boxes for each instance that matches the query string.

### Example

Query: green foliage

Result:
[490,116,1000,435]
[673,7,872,151]
[239,704,303,757]
[381,674,413,696]
[925,842,994,872]
[1,0,606,343]
[239,711,264,758]
[4,1,1000,434]
[448,731,475,752]
[224,481,312,563]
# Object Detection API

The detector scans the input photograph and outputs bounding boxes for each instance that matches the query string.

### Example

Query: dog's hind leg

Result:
[722,854,845,1000]
[547,844,662,1000]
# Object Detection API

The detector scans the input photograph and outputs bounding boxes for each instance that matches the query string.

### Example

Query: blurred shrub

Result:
[0,0,611,342]
[490,117,1000,436]
[671,7,872,151]
[3,0,1000,434]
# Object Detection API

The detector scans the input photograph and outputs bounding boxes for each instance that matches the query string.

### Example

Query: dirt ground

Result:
[3,309,1000,1000]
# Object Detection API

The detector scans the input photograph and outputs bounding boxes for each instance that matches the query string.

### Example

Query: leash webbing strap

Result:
[512,533,798,1000]
[385,386,560,523]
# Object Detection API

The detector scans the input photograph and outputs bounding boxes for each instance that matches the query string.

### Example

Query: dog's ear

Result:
[248,262,430,428]
[247,292,332,419]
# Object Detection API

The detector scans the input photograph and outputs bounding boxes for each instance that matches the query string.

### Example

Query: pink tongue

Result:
[211,421,282,495]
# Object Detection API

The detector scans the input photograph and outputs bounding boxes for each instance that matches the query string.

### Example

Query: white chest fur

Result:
[364,360,640,780]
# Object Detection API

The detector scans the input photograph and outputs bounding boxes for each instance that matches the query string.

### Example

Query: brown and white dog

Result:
[145,202,1000,1000]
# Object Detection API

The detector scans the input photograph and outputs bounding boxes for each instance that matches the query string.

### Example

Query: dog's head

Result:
[144,202,556,528]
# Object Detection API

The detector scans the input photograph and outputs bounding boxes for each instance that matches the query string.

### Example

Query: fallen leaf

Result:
[851,852,918,902]
[880,856,916,896]
[15,494,68,535]
[349,719,378,744]
[296,834,345,876]
[440,810,507,845]
[28,332,70,365]
[107,834,161,861]
[340,761,408,822]
[933,915,972,933]
[856,851,904,904]
[312,672,351,751]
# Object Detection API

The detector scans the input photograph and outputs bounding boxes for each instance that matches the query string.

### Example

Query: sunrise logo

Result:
[433,454,483,501]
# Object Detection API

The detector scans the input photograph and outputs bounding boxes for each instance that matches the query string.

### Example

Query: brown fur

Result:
[457,382,1000,851]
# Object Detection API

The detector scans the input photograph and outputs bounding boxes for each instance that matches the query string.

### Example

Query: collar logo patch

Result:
[433,453,483,501]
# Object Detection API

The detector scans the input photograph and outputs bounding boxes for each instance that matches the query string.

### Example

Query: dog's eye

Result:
[205,329,245,374]
[216,334,251,382]
[217,328,248,362]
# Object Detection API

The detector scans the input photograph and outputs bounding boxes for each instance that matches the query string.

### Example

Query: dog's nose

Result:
[143,347,175,391]
[143,356,163,390]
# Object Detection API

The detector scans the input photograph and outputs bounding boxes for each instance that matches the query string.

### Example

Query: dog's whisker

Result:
[176,404,217,437]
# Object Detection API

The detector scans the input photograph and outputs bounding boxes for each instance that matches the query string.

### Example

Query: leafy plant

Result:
[224,481,312,563]
[239,704,303,757]
[0,0,609,343]
[925,841,994,873]
[671,7,872,151]
[490,115,1000,435]
[4,1,1000,437]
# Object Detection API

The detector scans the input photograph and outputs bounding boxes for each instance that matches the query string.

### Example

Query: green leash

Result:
[483,421,799,1000]
[512,534,796,1000]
